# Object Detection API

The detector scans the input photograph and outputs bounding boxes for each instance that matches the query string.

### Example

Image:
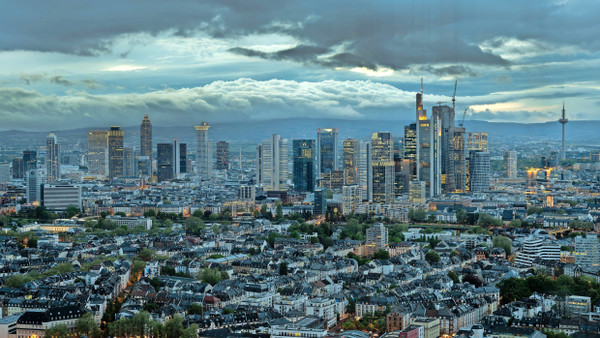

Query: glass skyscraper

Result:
[293,139,315,192]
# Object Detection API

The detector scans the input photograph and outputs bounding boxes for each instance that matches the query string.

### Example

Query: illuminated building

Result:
[366,223,388,255]
[403,123,417,180]
[314,188,327,216]
[123,147,135,178]
[292,139,315,192]
[371,132,394,204]
[357,140,372,201]
[416,87,441,198]
[87,130,108,176]
[467,132,488,151]
[468,151,490,193]
[316,128,338,175]
[504,150,518,178]
[409,180,426,204]
[26,169,43,203]
[575,234,600,267]
[108,126,124,179]
[433,104,455,193]
[45,133,60,182]
[342,185,362,215]
[140,113,152,159]
[12,158,24,179]
[342,138,359,185]
[194,122,212,180]
[23,150,37,172]
[452,127,466,192]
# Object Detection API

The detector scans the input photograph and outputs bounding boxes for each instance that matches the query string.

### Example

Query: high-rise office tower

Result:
[416,86,441,198]
[357,140,372,201]
[173,138,181,176]
[575,234,600,267]
[316,128,338,175]
[194,122,212,180]
[137,156,151,177]
[123,147,135,177]
[140,113,152,158]
[467,132,488,152]
[504,151,518,178]
[279,138,290,189]
[45,133,60,183]
[12,158,24,179]
[469,151,490,192]
[394,156,410,196]
[433,104,455,193]
[314,188,327,216]
[403,123,417,180]
[343,138,359,185]
[371,132,394,204]
[366,223,388,254]
[26,169,43,204]
[216,141,230,170]
[23,150,37,172]
[157,143,174,182]
[0,163,10,184]
[257,134,289,190]
[452,127,467,192]
[342,185,362,215]
[292,139,315,192]
[87,130,108,176]
[108,126,124,179]
[179,143,187,174]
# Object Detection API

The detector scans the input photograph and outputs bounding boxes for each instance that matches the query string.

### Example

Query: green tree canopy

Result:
[425,250,440,264]
[493,235,512,255]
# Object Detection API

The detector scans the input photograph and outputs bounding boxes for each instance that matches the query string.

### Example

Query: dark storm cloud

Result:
[3,1,597,72]
[49,75,74,86]
[413,65,477,77]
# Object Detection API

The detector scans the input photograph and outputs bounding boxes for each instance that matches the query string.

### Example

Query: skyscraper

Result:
[123,147,135,177]
[357,140,372,201]
[87,130,108,176]
[342,138,359,185]
[314,188,327,216]
[403,123,417,180]
[467,132,488,152]
[452,127,467,192]
[23,150,37,172]
[366,223,388,255]
[469,151,490,192]
[12,158,24,179]
[194,122,212,180]
[432,104,455,193]
[504,151,518,178]
[316,128,338,175]
[216,141,230,170]
[371,132,394,204]
[46,133,60,183]
[416,86,441,198]
[292,139,315,192]
[140,113,152,159]
[157,143,174,182]
[26,169,43,204]
[257,134,288,190]
[179,143,187,174]
[108,126,124,179]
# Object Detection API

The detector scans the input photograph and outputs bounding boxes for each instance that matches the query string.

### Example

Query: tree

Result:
[188,303,203,315]
[428,237,441,249]
[267,232,281,248]
[45,324,70,338]
[455,209,467,224]
[527,206,544,215]
[448,271,459,283]
[275,202,283,219]
[3,274,33,288]
[65,205,80,218]
[509,219,522,227]
[164,315,184,338]
[76,312,99,337]
[408,207,427,223]
[478,213,503,227]
[493,235,512,255]
[425,250,440,264]
[463,274,483,287]
[498,277,532,304]
[373,249,390,260]
[144,209,157,217]
[185,217,205,235]
[138,248,156,261]
[182,324,199,338]
[279,262,288,276]
[197,268,228,286]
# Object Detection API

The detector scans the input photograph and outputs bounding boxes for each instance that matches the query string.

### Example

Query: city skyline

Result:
[0,1,597,130]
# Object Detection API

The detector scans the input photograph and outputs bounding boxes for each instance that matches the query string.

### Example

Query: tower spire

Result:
[558,102,569,161]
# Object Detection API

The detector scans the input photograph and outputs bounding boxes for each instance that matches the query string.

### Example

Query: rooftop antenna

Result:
[420,77,423,94]
[452,80,457,115]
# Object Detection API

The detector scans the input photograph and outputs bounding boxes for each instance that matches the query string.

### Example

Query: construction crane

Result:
[459,108,467,127]
[452,80,457,113]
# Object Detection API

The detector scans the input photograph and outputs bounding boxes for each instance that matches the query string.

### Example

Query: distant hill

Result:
[0,118,596,146]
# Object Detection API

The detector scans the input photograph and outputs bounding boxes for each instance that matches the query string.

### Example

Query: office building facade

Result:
[157,143,174,182]
[316,128,338,175]
[87,130,108,176]
[108,126,124,179]
[216,141,230,170]
[46,133,60,183]
[194,122,212,180]
[469,151,490,193]
[292,139,315,192]
[371,132,394,204]
[342,138,359,185]
[505,150,518,178]
[43,184,81,211]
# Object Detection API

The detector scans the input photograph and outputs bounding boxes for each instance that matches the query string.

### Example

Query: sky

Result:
[0,0,599,130]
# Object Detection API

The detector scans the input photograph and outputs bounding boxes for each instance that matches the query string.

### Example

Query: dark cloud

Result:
[20,73,45,85]
[412,65,477,77]
[5,1,596,72]
[81,79,104,90]
[49,75,74,86]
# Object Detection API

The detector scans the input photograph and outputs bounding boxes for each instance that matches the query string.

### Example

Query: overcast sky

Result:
[0,0,598,130]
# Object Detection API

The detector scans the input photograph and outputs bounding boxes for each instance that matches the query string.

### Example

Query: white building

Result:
[43,184,81,211]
